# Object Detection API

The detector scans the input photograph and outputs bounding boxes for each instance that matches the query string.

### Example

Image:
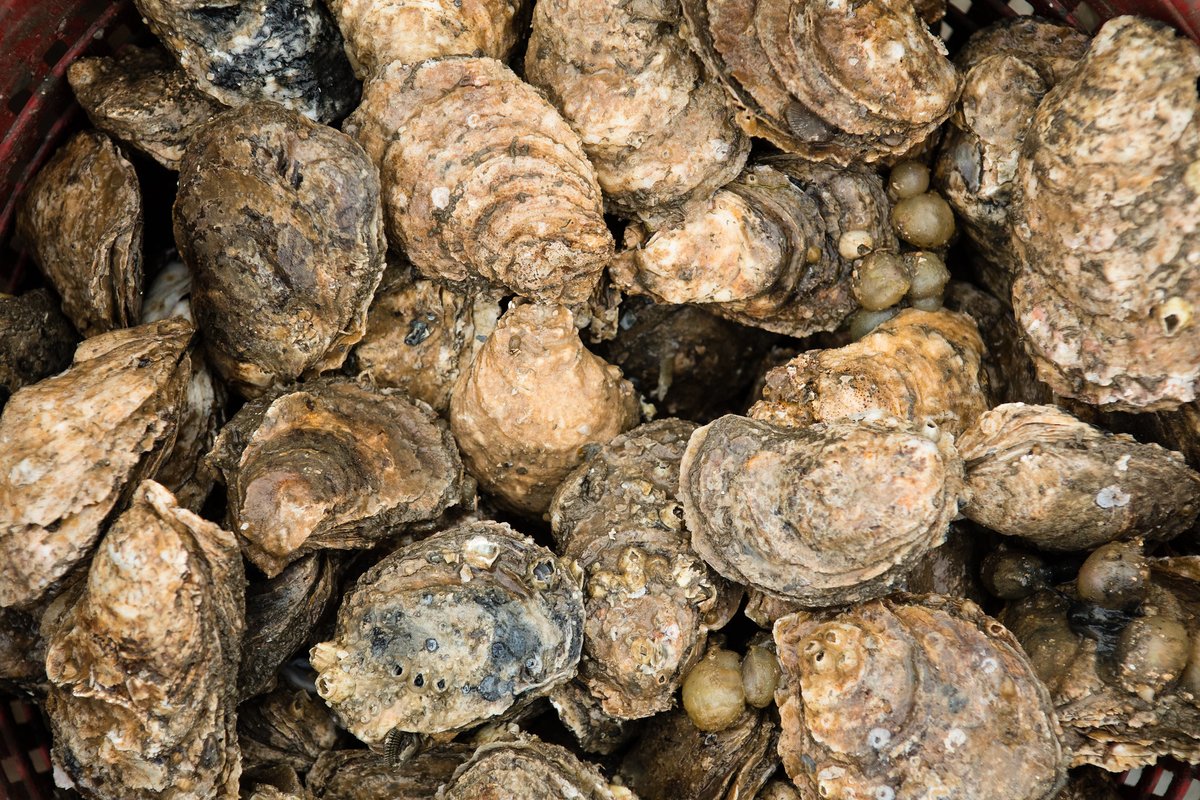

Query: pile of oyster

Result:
[2,0,1200,797]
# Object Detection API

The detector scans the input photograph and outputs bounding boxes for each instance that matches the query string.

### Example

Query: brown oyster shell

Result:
[449,303,639,516]
[209,378,465,577]
[16,130,142,337]
[775,595,1066,800]
[958,403,1200,551]
[524,0,748,224]
[350,258,501,414]
[311,521,584,744]
[679,0,960,164]
[174,102,386,396]
[750,308,988,438]
[0,605,45,692]
[307,746,471,800]
[619,708,778,800]
[0,318,192,609]
[0,288,76,407]
[1054,770,1123,800]
[437,734,632,800]
[67,45,225,170]
[1011,17,1200,411]
[239,687,340,776]
[131,0,357,123]
[681,415,964,607]
[344,56,613,306]
[549,680,642,755]
[43,480,244,800]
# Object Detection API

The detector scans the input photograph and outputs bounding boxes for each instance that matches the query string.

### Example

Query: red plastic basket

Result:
[0,0,1199,798]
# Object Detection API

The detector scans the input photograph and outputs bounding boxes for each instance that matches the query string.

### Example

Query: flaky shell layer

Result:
[437,734,633,800]
[308,746,472,800]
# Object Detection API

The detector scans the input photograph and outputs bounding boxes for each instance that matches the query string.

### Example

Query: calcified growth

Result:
[933,18,1090,297]
[328,0,526,79]
[67,46,226,170]
[17,130,142,337]
[679,0,960,163]
[450,303,639,516]
[209,378,464,577]
[525,0,748,224]
[613,159,895,337]
[958,403,1200,550]
[0,319,191,609]
[174,102,385,396]
[311,522,584,744]
[43,481,244,800]
[437,735,630,800]
[750,308,988,438]
[681,415,964,606]
[775,596,1066,800]
[132,0,358,123]
[344,57,613,306]
[0,289,76,406]
[1011,16,1200,410]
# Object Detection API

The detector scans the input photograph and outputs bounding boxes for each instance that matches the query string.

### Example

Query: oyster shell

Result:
[209,377,465,577]
[958,403,1200,551]
[548,681,642,755]
[0,289,76,407]
[16,130,142,337]
[0,606,45,692]
[1054,769,1123,800]
[307,746,471,800]
[43,480,244,800]
[132,0,358,123]
[239,687,340,776]
[0,319,192,609]
[775,595,1066,800]
[311,521,584,744]
[174,102,386,396]
[436,734,632,800]
[67,45,226,170]
[681,415,964,606]
[449,303,639,516]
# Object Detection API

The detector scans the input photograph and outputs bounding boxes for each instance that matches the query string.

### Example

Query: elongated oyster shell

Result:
[16,130,142,337]
[450,303,639,516]
[959,403,1200,551]
[67,45,225,170]
[175,102,386,396]
[239,687,340,776]
[311,522,584,744]
[750,308,988,438]
[43,480,244,800]
[344,56,612,306]
[132,0,358,123]
[1011,17,1200,411]
[775,596,1066,800]
[308,746,471,799]
[209,378,465,576]
[0,289,76,407]
[679,0,960,164]
[681,415,964,606]
[436,735,633,800]
[0,318,192,609]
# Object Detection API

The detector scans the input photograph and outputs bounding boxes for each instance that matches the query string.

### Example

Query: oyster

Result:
[239,687,340,776]
[311,521,584,744]
[67,45,226,170]
[175,102,386,396]
[307,746,471,800]
[548,681,641,755]
[682,415,964,606]
[132,0,358,123]
[449,303,639,516]
[436,735,632,800]
[1054,770,1122,800]
[0,319,192,609]
[775,596,1066,800]
[16,130,142,337]
[43,481,244,800]
[0,289,76,407]
[209,378,465,576]
[958,403,1200,551]
[0,606,45,692]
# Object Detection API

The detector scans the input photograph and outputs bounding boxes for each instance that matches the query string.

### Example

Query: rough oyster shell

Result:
[307,746,471,799]
[436,734,632,800]
[239,687,340,776]
[0,289,76,407]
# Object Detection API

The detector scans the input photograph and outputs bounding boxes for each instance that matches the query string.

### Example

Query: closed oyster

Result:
[750,308,988,438]
[209,378,465,576]
[681,415,964,606]
[239,687,340,776]
[343,57,612,306]
[175,102,386,396]
[132,0,358,123]
[449,303,639,516]
[0,289,76,407]
[1010,17,1200,410]
[436,735,632,800]
[618,708,777,800]
[307,746,471,800]
[67,45,226,170]
[16,130,142,337]
[679,0,960,164]
[311,522,584,744]
[549,681,641,755]
[958,403,1200,551]
[350,259,501,414]
[525,0,748,224]
[0,319,192,609]
[43,480,244,800]
[775,596,1066,800]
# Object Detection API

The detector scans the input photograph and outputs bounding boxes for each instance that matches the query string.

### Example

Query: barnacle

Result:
[436,734,633,800]
[0,289,76,407]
